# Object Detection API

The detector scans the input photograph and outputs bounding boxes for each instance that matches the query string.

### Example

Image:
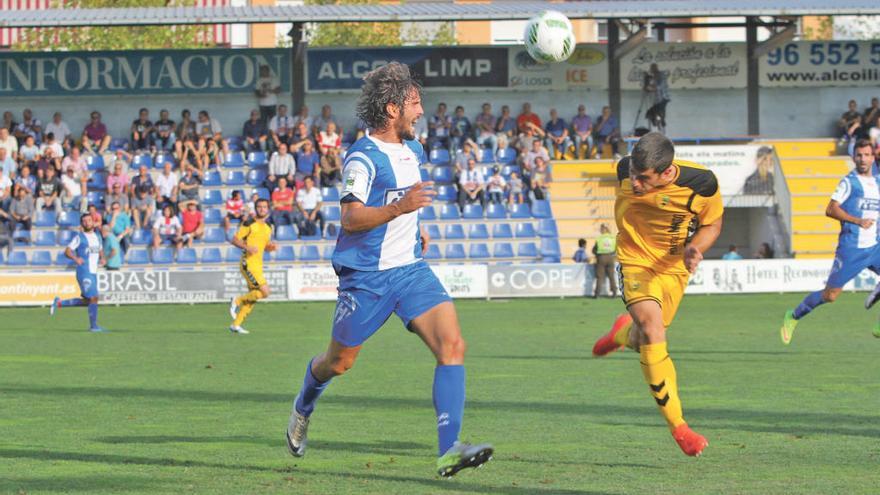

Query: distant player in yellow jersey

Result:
[591,132,724,456]
[228,198,276,334]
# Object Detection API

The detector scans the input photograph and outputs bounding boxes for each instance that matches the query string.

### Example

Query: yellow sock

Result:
[612,320,633,347]
[640,342,686,432]
[233,301,256,326]
[236,289,264,306]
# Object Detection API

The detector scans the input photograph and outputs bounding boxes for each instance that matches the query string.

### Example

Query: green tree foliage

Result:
[304,0,455,47]
[14,0,215,52]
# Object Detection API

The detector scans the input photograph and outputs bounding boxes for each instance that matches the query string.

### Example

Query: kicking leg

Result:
[782,286,840,345]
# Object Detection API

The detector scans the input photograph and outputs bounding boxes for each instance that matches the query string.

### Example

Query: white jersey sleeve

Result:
[67,234,81,251]
[340,152,376,204]
[831,177,851,203]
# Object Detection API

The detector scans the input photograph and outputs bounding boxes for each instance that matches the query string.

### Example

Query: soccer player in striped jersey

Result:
[285,62,493,477]
[50,213,106,332]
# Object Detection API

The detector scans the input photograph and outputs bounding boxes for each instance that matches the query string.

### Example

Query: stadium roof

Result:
[1,1,879,28]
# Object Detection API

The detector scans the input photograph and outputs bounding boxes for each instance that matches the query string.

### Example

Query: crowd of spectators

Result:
[838,97,880,153]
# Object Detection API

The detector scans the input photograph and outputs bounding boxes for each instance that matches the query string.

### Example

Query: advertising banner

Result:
[288,265,339,301]
[487,263,594,298]
[621,42,746,90]
[674,145,775,197]
[0,49,289,96]
[760,41,880,88]
[0,272,79,305]
[431,264,488,298]
[687,259,877,294]
[97,269,288,304]
[507,45,608,91]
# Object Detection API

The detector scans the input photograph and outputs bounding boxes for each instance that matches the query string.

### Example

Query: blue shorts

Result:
[826,244,880,288]
[77,273,98,299]
[331,261,452,347]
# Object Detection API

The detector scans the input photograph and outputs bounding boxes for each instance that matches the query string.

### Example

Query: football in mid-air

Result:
[523,10,575,63]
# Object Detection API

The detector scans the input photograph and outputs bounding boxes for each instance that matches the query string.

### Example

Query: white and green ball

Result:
[524,10,576,63]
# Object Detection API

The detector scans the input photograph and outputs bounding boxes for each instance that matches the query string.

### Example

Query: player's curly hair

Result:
[631,132,675,173]
[356,62,422,131]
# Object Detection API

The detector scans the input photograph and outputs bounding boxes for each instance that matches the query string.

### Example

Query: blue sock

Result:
[433,364,465,456]
[60,298,87,307]
[793,290,825,320]
[87,303,98,328]
[294,358,330,417]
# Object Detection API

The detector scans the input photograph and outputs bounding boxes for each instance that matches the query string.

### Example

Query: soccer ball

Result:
[523,10,576,63]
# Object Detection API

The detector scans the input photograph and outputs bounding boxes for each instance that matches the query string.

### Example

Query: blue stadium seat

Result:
[515,222,537,238]
[152,248,175,264]
[444,224,465,240]
[517,242,539,258]
[322,206,341,222]
[429,148,450,165]
[132,154,153,169]
[275,245,295,262]
[109,138,129,151]
[86,154,104,170]
[34,230,56,246]
[57,229,76,246]
[201,247,222,263]
[225,247,241,263]
[203,190,224,206]
[34,210,57,227]
[436,185,457,202]
[531,200,552,219]
[322,245,335,261]
[425,224,441,240]
[493,242,514,258]
[87,191,104,208]
[253,187,270,200]
[247,169,266,186]
[55,251,73,266]
[177,248,197,264]
[155,153,175,168]
[7,251,27,265]
[439,204,460,220]
[537,219,558,238]
[31,250,52,266]
[541,238,562,258]
[501,165,521,178]
[424,244,441,260]
[468,223,489,239]
[431,166,454,184]
[322,187,340,202]
[462,204,483,219]
[247,151,267,167]
[131,229,151,245]
[469,243,490,259]
[419,205,437,221]
[420,168,430,182]
[203,170,222,186]
[300,229,322,241]
[224,153,245,168]
[486,203,508,219]
[276,225,297,241]
[445,243,466,259]
[496,147,517,164]
[224,170,246,186]
[324,223,339,240]
[13,229,31,245]
[86,172,106,191]
[127,249,150,265]
[299,245,320,262]
[263,250,272,263]
[203,227,226,244]
[510,203,531,219]
[204,208,222,224]
[480,148,495,164]
[227,135,243,151]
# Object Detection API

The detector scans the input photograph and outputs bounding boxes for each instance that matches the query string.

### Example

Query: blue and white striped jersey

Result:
[67,230,102,276]
[332,134,426,271]
[830,170,880,250]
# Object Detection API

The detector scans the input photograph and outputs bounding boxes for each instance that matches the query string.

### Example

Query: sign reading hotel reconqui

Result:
[0,48,289,96]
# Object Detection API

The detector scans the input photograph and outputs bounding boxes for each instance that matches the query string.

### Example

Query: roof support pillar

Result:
[746,16,760,136]
[607,19,621,127]
[289,23,307,113]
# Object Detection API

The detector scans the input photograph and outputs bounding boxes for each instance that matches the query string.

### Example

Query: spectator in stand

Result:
[40,133,64,163]
[153,109,176,153]
[524,138,550,172]
[179,135,206,172]
[223,190,245,233]
[61,146,88,181]
[45,112,72,152]
[130,165,154,199]
[108,148,133,173]
[413,115,428,149]
[317,121,342,156]
[722,244,744,260]
[450,105,472,151]
[517,102,544,148]
[293,105,313,132]
[265,142,295,192]
[269,104,295,150]
[35,165,62,215]
[82,110,111,155]
[0,167,11,211]
[755,242,775,259]
[106,183,129,213]
[255,64,281,125]
[494,105,516,152]
[573,238,588,264]
[428,102,452,150]
[270,177,296,229]
[131,186,155,231]
[243,109,269,152]
[105,160,129,194]
[544,108,571,160]
[320,147,342,187]
[102,223,122,270]
[87,204,103,228]
[474,103,498,156]
[838,99,863,150]
[458,158,485,209]
[9,187,34,233]
[174,109,197,162]
[508,171,524,206]
[0,128,18,161]
[486,166,507,205]
[180,201,205,247]
[295,176,324,237]
[454,141,479,176]
[0,211,12,256]
[312,104,336,137]
[2,111,16,133]
[155,162,179,211]
[864,97,880,130]
[294,140,320,185]
[868,114,880,147]
[571,104,593,159]
[152,204,183,251]
[0,147,15,180]
[177,166,202,207]
[60,167,85,212]
[131,108,154,152]
[593,106,621,158]
[195,110,228,167]
[104,201,132,255]
[18,135,39,168]
[14,108,42,146]
[531,156,551,200]
[13,164,36,197]
[246,192,260,219]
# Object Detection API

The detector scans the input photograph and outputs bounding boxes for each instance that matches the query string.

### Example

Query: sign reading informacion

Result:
[761,41,880,88]
[0,49,290,96]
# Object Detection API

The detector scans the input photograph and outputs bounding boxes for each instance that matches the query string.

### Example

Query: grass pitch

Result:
[2,293,879,494]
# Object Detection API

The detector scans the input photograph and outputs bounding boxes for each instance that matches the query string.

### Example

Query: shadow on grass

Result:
[0,448,276,473]
[0,475,167,493]
[95,435,432,456]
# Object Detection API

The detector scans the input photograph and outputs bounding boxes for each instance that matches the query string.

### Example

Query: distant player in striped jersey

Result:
[51,213,107,332]
[285,62,493,477]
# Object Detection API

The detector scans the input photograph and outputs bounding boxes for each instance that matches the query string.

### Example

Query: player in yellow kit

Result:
[591,132,723,457]
[228,198,276,334]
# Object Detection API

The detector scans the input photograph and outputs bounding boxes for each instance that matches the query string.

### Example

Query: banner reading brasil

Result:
[0,48,290,96]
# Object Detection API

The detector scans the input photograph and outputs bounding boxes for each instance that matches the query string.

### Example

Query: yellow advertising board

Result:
[0,272,79,305]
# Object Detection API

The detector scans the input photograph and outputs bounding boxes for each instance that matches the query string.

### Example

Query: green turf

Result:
[2,294,879,494]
